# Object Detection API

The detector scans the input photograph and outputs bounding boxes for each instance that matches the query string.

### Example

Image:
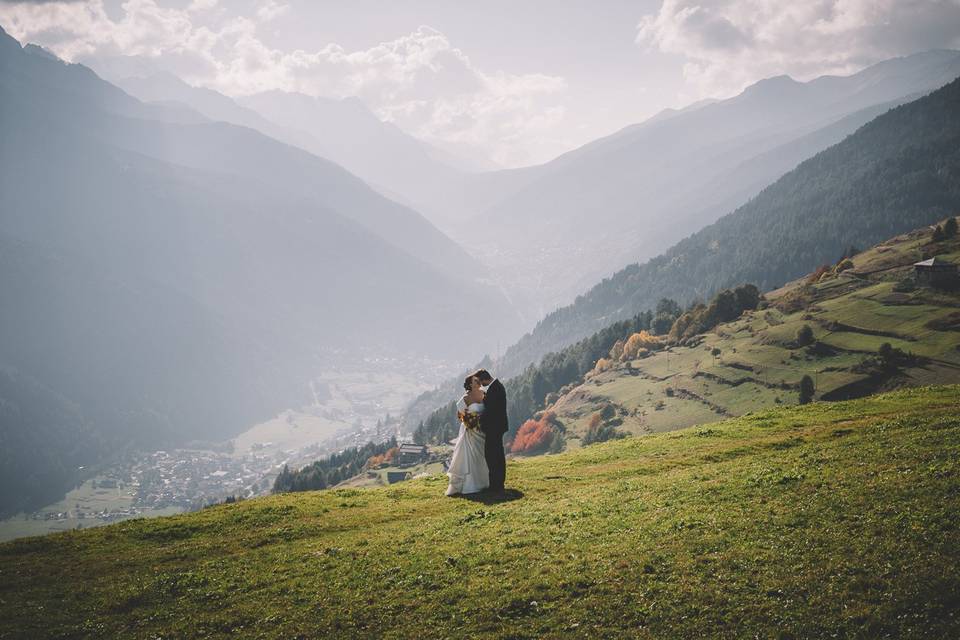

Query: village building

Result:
[396,443,428,465]
[913,257,958,287]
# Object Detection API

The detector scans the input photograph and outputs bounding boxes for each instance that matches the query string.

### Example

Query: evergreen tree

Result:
[945,216,958,238]
[799,375,815,405]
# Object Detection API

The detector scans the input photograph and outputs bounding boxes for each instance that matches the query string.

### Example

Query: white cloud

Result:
[637,0,960,99]
[188,0,217,12]
[0,1,568,166]
[255,0,287,22]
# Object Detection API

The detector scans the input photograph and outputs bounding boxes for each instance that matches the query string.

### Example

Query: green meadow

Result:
[2,386,959,639]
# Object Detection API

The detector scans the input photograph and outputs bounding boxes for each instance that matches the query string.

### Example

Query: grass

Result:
[551,226,960,440]
[1,386,959,639]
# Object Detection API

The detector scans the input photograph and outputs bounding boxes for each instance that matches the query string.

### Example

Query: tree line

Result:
[272,436,398,493]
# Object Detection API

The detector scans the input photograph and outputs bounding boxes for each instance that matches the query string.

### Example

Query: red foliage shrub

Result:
[366,446,398,468]
[510,414,556,455]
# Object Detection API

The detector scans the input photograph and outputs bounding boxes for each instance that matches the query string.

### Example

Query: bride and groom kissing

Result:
[445,369,509,498]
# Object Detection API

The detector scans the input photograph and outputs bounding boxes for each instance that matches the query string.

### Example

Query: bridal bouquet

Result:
[459,409,482,432]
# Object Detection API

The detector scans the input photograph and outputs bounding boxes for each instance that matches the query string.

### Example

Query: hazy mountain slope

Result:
[13,50,485,281]
[3,386,959,638]
[0,26,516,516]
[460,51,960,316]
[237,90,486,224]
[116,72,308,146]
[497,72,960,378]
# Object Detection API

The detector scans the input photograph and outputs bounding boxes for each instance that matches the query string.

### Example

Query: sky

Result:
[1,0,959,168]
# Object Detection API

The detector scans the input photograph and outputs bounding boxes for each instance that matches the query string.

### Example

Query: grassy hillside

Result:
[550,223,960,442]
[2,386,959,638]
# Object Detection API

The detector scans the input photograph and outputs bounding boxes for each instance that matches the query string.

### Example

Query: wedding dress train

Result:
[446,399,489,495]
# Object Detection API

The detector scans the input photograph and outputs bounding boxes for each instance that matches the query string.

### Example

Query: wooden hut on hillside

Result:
[397,442,428,465]
[913,257,958,287]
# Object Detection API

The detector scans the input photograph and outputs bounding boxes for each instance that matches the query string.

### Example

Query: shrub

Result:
[366,447,398,468]
[799,375,815,404]
[945,216,958,238]
[835,258,854,273]
[893,278,917,293]
[808,265,831,283]
[511,412,562,455]
[592,358,614,374]
[609,339,625,360]
[621,331,662,360]
[583,420,627,446]
[796,324,815,347]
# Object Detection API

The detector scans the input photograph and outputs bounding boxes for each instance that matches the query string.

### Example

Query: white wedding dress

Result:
[445,398,489,495]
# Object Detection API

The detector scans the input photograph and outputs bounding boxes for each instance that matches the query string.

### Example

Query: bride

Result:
[446,374,489,496]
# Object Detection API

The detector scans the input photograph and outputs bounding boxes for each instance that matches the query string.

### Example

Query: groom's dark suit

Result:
[480,378,508,491]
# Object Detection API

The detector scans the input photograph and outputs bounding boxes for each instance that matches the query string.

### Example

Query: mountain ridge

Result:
[493,70,960,380]
[438,50,960,319]
[0,25,518,516]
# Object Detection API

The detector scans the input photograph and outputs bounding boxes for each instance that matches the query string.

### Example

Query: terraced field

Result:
[550,224,960,442]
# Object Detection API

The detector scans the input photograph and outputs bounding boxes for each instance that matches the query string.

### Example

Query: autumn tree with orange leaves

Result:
[510,411,564,455]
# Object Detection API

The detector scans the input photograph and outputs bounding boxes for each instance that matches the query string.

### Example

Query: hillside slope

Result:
[2,386,959,638]
[497,72,960,379]
[550,222,960,441]
[412,219,960,448]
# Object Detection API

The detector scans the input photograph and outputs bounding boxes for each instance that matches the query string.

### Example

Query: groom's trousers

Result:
[485,433,506,491]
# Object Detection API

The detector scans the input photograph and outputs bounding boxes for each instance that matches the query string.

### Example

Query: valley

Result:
[0,353,453,541]
[1,5,959,637]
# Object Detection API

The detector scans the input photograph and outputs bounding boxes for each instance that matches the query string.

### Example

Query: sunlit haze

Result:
[2,0,958,167]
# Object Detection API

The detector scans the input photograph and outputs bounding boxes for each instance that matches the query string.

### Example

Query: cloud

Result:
[188,0,217,11]
[637,0,960,99]
[255,0,287,22]
[0,1,568,166]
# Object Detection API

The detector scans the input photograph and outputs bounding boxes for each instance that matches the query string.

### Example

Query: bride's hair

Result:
[463,374,475,391]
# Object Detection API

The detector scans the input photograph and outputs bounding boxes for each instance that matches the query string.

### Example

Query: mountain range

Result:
[426,50,960,321]
[412,72,960,443]
[402,54,960,425]
[96,48,960,329]
[491,57,960,378]
[0,26,519,516]
[112,72,493,228]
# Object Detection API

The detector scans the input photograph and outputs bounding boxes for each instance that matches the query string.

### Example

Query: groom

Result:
[474,369,508,494]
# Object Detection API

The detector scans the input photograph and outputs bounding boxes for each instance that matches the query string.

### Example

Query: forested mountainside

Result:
[416,218,959,453]
[547,221,960,445]
[450,51,960,318]
[496,72,960,381]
